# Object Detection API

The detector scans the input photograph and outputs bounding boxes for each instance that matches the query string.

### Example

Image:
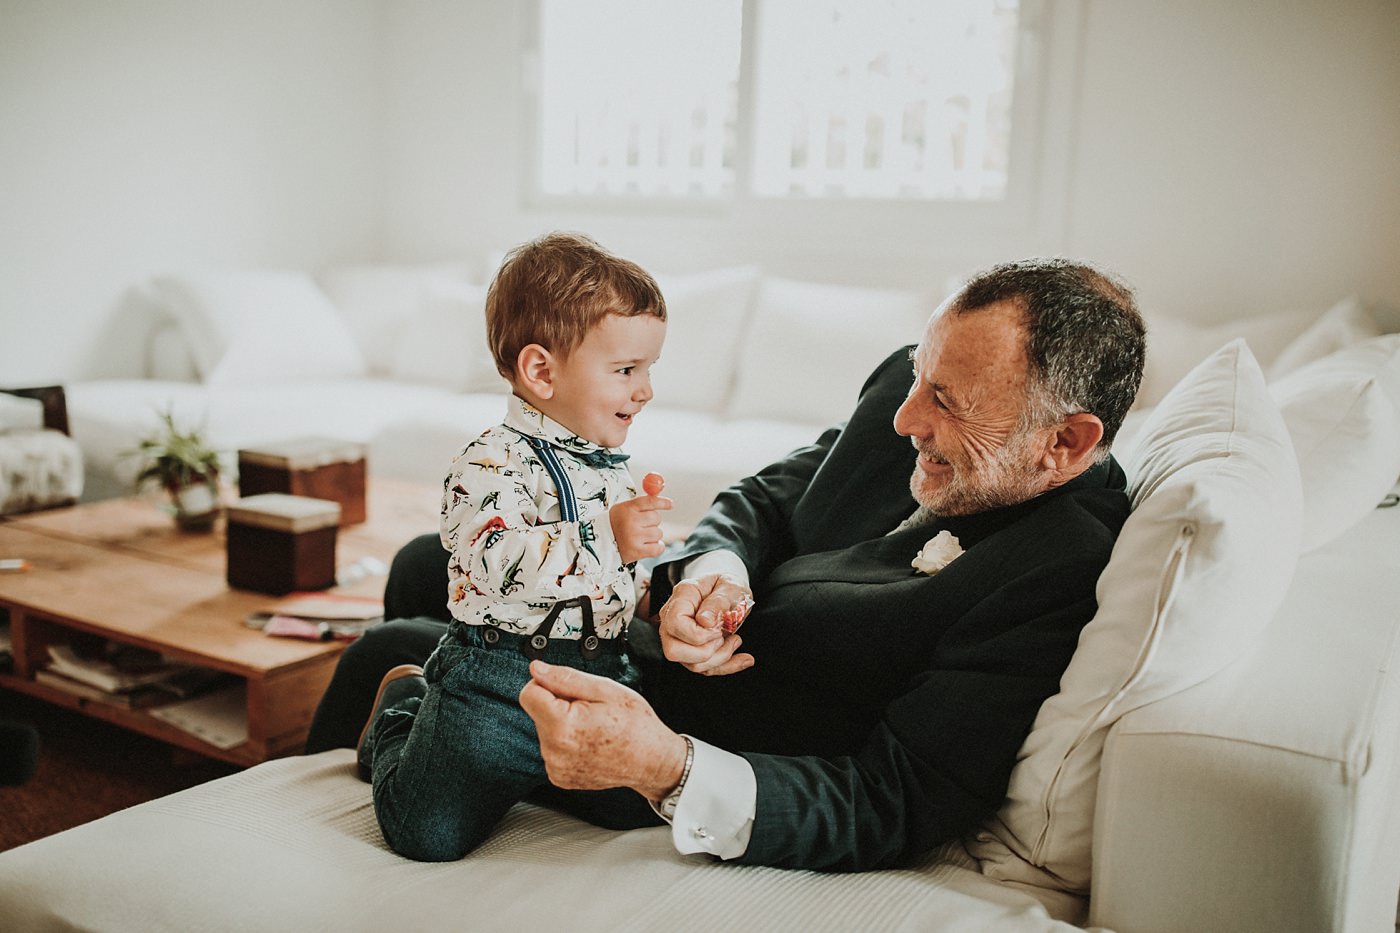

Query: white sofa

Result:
[1,506,1397,932]
[65,264,946,529]
[9,267,1400,931]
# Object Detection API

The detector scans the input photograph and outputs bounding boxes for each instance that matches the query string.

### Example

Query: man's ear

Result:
[1041,413,1105,473]
[516,344,556,399]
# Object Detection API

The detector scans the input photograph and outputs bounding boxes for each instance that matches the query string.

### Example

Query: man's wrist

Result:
[655,735,694,820]
[644,733,691,804]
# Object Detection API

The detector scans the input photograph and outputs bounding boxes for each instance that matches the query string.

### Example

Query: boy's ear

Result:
[515,344,556,399]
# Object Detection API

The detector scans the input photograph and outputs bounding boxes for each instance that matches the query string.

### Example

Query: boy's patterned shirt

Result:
[441,396,638,639]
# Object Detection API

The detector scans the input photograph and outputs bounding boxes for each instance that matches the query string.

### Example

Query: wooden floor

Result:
[0,689,238,852]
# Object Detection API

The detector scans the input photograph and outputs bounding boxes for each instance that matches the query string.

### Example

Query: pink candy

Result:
[720,595,755,634]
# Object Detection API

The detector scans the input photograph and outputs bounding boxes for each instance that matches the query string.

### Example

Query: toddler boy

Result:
[358,231,671,861]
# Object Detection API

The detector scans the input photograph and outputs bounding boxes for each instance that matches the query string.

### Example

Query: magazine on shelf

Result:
[46,644,202,694]
[34,669,169,709]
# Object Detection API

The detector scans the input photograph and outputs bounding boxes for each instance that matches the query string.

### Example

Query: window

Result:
[532,0,1032,204]
[536,1,742,198]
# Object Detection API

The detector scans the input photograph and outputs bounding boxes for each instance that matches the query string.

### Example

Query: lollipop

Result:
[642,472,665,496]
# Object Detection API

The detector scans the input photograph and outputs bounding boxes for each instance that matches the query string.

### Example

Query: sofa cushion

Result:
[651,267,760,414]
[0,750,1091,931]
[727,277,932,424]
[1270,333,1400,551]
[1266,295,1382,380]
[969,339,1303,893]
[317,263,476,376]
[151,272,367,385]
[1135,305,1318,409]
[388,280,504,394]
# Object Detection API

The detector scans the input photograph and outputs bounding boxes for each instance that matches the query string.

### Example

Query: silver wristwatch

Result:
[658,735,695,820]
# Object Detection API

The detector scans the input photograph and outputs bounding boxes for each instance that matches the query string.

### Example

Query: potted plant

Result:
[131,410,223,530]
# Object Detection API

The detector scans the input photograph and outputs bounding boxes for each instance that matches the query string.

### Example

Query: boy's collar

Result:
[504,394,620,457]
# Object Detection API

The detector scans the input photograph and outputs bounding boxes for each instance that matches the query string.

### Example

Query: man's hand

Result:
[609,491,673,565]
[657,573,756,676]
[519,660,687,803]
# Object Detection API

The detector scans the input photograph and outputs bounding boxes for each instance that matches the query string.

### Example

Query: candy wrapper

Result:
[719,595,755,634]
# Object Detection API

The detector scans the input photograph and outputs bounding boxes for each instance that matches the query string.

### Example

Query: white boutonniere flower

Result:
[911,530,963,575]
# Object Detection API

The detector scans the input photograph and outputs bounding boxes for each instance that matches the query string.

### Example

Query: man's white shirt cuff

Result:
[657,549,756,859]
[679,549,750,588]
[665,737,755,859]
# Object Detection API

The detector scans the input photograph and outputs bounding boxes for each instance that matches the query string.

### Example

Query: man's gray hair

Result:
[949,258,1146,455]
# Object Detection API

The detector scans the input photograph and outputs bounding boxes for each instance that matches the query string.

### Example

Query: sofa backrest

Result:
[969,325,1400,894]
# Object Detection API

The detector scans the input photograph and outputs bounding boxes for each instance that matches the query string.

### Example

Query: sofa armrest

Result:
[1088,547,1400,933]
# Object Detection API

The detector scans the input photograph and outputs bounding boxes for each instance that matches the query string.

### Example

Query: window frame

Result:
[519,0,1081,244]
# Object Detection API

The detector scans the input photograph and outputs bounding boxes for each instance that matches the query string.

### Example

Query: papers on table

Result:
[148,685,248,750]
[244,592,385,641]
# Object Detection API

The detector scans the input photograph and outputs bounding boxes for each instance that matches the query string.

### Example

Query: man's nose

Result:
[893,391,930,438]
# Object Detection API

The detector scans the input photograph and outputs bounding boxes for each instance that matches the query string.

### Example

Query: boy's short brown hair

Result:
[486,232,666,380]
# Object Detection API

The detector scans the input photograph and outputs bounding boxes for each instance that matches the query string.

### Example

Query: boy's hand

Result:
[610,487,673,565]
[657,573,756,676]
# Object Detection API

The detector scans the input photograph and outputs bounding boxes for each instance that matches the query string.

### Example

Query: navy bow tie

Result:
[572,448,630,469]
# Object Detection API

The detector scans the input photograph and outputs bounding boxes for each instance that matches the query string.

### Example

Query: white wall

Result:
[0,0,385,383]
[379,0,1400,323]
[379,0,1053,287]
[3,0,1397,385]
[1065,0,1400,323]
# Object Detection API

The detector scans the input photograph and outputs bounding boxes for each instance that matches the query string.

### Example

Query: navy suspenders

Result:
[516,434,603,660]
[525,435,580,523]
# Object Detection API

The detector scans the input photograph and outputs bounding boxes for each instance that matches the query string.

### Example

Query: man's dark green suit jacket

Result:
[644,347,1131,872]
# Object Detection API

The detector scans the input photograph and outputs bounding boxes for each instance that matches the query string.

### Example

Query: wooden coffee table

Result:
[0,479,440,766]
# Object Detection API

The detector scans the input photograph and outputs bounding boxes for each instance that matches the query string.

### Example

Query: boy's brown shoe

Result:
[356,663,426,781]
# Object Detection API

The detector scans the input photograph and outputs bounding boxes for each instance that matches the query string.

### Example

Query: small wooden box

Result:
[238,438,367,526]
[226,494,340,595]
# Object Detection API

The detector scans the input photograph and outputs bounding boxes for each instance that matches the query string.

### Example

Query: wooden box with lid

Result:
[237,438,367,526]
[226,493,340,595]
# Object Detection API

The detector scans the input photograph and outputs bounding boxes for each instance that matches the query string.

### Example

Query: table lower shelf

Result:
[0,649,335,768]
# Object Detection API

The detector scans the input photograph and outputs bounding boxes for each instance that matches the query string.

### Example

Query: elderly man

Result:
[306,258,1145,872]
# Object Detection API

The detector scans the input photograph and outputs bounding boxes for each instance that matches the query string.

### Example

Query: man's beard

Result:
[909,430,1047,517]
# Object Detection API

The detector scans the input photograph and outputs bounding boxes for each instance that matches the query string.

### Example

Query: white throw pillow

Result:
[968,339,1302,893]
[0,394,44,432]
[650,267,760,415]
[150,272,366,385]
[146,320,201,383]
[1266,296,1382,380]
[388,281,505,394]
[1270,333,1400,550]
[317,263,475,375]
[1135,305,1318,409]
[727,277,933,424]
